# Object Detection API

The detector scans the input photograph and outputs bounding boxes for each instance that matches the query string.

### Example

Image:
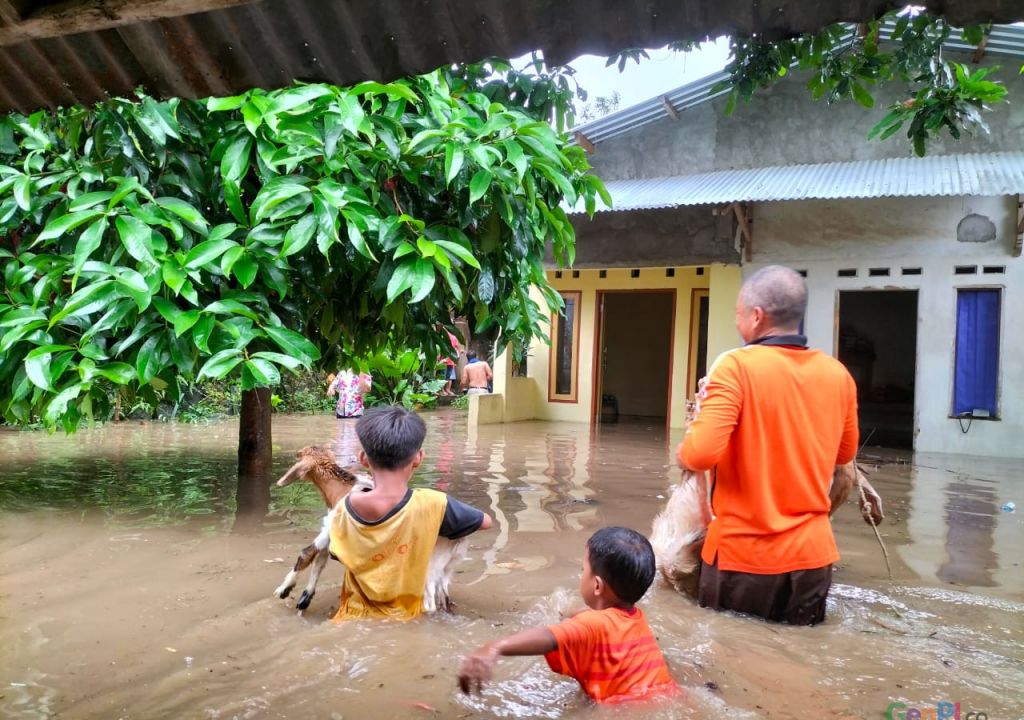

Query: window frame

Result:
[548,290,582,403]
[950,285,1003,421]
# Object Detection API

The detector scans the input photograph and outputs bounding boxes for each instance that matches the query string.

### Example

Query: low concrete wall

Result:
[468,393,505,426]
[503,377,536,421]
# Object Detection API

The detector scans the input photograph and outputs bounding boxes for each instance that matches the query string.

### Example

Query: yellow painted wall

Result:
[521,267,720,429]
[707,263,743,365]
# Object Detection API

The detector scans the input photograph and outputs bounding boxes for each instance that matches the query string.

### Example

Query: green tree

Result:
[608,10,1009,156]
[0,61,607,474]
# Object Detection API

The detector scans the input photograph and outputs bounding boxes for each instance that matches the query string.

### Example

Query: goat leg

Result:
[275,541,320,599]
[296,547,331,611]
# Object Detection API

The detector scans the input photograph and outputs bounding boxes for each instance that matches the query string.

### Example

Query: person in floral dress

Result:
[327,368,372,418]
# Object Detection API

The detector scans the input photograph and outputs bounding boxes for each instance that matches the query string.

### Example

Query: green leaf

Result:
[263,325,320,364]
[251,351,303,370]
[386,260,416,302]
[409,259,436,303]
[444,144,465,186]
[435,239,482,269]
[268,85,333,115]
[220,245,245,277]
[224,179,247,225]
[207,95,247,112]
[69,191,114,212]
[115,268,152,311]
[347,222,376,261]
[185,238,238,269]
[469,170,492,205]
[36,210,105,244]
[194,348,239,381]
[25,346,67,390]
[44,383,84,425]
[71,218,107,288]
[151,296,181,324]
[115,215,158,267]
[244,358,281,386]
[13,176,30,211]
[95,362,136,385]
[221,135,253,184]
[191,314,215,352]
[156,197,209,233]
[205,299,259,320]
[851,83,874,109]
[504,140,528,180]
[136,336,162,384]
[281,214,316,257]
[49,280,117,326]
[350,81,419,103]
[173,309,201,337]
[162,260,187,294]
[233,254,259,288]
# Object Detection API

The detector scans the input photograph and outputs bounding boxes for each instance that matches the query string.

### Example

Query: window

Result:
[549,291,581,402]
[953,289,1001,418]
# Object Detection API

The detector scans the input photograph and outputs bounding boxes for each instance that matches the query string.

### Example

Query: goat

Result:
[651,463,884,599]
[273,445,469,613]
[650,378,885,600]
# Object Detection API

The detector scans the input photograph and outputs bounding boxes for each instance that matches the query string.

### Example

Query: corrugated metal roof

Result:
[571,151,1024,212]
[0,1,1022,114]
[574,21,1024,146]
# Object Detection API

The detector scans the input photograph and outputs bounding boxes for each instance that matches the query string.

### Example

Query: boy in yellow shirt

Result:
[330,406,493,621]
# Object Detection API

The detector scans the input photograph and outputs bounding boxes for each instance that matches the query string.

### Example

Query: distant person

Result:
[457,527,676,704]
[441,330,462,396]
[328,368,372,419]
[330,406,493,620]
[677,265,859,625]
[461,350,492,395]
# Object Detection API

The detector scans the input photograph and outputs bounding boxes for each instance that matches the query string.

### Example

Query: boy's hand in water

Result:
[458,645,499,694]
[457,627,557,694]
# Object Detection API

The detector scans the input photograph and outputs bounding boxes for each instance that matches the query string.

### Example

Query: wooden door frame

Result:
[591,288,677,429]
[686,288,710,401]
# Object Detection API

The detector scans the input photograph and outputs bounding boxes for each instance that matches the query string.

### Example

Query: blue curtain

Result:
[953,289,1001,416]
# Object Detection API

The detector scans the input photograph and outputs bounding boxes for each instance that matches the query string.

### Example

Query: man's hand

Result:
[857,472,884,526]
[458,645,499,694]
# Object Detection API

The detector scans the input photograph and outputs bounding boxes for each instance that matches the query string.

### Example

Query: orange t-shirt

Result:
[544,607,677,704]
[678,343,859,575]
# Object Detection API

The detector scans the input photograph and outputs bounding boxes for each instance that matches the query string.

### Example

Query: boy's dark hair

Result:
[586,526,656,605]
[355,406,427,470]
[466,349,477,360]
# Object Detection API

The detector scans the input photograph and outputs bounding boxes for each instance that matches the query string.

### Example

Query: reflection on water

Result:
[0,411,1022,719]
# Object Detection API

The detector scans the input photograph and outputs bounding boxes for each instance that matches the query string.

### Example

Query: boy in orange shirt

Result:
[458,527,676,704]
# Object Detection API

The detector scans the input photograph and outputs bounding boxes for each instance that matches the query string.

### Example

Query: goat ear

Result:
[338,467,359,485]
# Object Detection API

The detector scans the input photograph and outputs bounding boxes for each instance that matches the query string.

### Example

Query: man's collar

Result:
[746,334,808,348]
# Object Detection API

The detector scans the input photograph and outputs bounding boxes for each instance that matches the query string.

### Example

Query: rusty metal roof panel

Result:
[0,1,1022,114]
[571,151,1024,211]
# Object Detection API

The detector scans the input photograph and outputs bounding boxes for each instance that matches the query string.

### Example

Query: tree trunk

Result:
[238,387,273,478]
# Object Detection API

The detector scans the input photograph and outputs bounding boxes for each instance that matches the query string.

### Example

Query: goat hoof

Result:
[277,586,294,599]
[296,590,314,610]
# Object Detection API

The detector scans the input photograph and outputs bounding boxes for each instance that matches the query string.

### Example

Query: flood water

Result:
[1,410,1021,719]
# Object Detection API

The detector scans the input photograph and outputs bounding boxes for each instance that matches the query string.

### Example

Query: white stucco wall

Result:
[747,194,1022,458]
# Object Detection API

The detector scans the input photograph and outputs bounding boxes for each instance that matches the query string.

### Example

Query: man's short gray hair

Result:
[738,265,807,329]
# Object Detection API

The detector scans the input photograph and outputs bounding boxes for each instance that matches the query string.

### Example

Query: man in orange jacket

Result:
[678,265,859,625]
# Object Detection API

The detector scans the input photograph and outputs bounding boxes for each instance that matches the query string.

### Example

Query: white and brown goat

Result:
[273,445,468,612]
[650,379,885,599]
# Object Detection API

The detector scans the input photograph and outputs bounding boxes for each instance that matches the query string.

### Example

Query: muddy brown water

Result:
[1,410,1021,719]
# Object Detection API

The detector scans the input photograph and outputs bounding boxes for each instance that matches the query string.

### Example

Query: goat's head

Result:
[276,445,373,492]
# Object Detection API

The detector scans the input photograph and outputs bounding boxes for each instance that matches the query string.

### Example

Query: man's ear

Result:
[358,450,371,469]
[593,575,606,597]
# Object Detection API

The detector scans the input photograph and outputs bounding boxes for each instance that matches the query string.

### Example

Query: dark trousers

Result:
[697,559,833,626]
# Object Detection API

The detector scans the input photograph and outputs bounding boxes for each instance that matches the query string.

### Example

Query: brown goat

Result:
[274,446,372,610]
[273,445,469,613]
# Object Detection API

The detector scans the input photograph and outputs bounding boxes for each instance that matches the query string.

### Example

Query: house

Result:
[479,25,1024,459]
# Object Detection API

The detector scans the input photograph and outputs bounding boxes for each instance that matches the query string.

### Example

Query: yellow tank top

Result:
[329,487,448,621]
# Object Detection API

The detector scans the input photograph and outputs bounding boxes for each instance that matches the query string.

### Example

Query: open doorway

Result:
[837,290,918,449]
[595,291,675,424]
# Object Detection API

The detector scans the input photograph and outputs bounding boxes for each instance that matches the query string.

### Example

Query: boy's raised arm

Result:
[458,627,557,694]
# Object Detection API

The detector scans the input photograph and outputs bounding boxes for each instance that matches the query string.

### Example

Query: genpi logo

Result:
[885,701,989,720]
